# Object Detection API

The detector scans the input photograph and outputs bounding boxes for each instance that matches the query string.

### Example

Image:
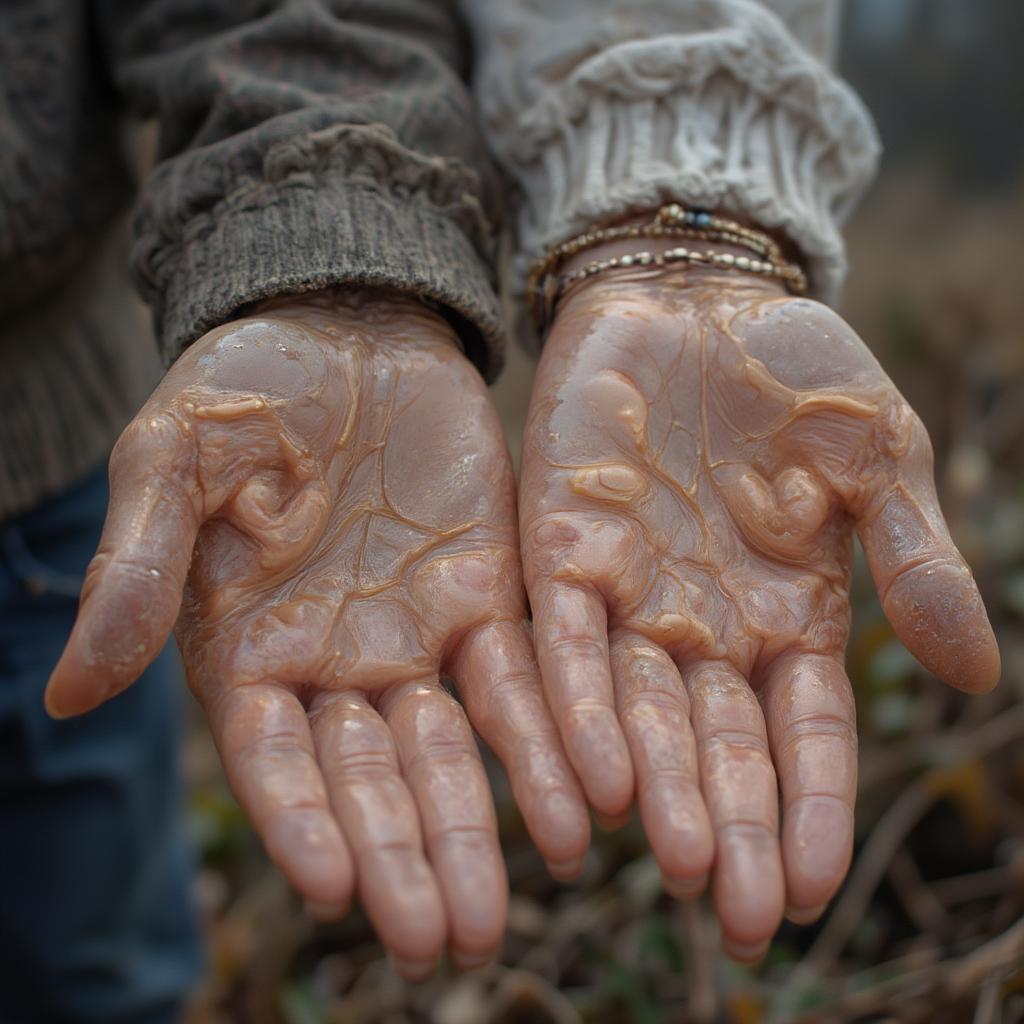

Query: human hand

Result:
[519,263,999,960]
[46,291,588,977]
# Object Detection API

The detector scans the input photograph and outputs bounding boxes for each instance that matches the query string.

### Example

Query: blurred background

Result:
[183,2,1024,1021]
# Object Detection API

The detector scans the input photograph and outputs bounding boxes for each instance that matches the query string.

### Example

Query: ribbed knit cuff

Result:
[140,151,505,382]
[501,6,880,347]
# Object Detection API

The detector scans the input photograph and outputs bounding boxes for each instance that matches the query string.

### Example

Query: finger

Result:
[381,680,506,968]
[595,809,632,832]
[451,619,590,881]
[855,413,999,692]
[208,684,353,914]
[684,660,784,961]
[46,414,200,717]
[310,691,445,978]
[761,652,857,923]
[529,583,634,817]
[610,633,713,898]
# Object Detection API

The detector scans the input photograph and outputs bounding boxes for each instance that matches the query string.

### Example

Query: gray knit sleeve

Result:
[95,0,506,380]
[458,0,880,346]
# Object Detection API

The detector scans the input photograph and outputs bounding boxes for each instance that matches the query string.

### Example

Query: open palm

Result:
[48,292,587,977]
[520,270,999,959]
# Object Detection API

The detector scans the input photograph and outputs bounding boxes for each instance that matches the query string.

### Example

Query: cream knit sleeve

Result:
[457,0,880,340]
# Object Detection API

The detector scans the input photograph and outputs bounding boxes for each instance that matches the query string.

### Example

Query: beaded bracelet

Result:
[555,244,798,304]
[527,203,807,333]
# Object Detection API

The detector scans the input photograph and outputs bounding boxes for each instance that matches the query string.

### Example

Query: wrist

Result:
[542,206,798,331]
[242,287,464,357]
[560,207,799,273]
[552,237,788,328]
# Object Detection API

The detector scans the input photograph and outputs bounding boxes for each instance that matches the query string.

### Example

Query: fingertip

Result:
[445,866,506,972]
[722,938,771,964]
[663,873,708,901]
[367,861,448,968]
[952,626,1001,694]
[546,855,585,883]
[264,811,354,912]
[569,726,634,819]
[442,846,508,963]
[883,561,1001,693]
[531,786,590,874]
[643,789,714,891]
[451,948,499,972]
[785,903,827,926]
[713,828,785,952]
[595,808,632,832]
[305,898,351,923]
[388,953,439,983]
[43,680,76,720]
[44,652,106,719]
[658,835,714,899]
[782,797,853,913]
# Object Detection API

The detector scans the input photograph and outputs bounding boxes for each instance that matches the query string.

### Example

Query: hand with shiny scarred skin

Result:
[45,290,589,979]
[520,260,1000,961]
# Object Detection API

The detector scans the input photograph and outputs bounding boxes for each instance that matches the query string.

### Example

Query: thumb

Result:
[45,412,202,717]
[854,410,999,693]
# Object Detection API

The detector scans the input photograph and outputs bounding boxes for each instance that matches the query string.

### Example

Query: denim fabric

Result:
[0,468,202,1023]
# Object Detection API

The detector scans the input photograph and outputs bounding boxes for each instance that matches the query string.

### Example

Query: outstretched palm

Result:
[520,270,999,959]
[48,292,587,977]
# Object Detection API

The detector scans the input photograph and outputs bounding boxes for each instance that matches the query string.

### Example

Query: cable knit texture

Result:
[459,0,880,349]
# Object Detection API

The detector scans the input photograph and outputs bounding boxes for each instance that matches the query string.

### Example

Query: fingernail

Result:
[663,874,708,901]
[723,939,770,963]
[305,899,349,922]
[388,954,437,982]
[546,856,585,882]
[785,903,827,926]
[451,949,497,972]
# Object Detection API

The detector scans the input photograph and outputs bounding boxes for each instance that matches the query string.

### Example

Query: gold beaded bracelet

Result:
[527,203,807,333]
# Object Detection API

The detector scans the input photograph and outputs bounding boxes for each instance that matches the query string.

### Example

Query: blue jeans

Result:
[0,469,202,1024]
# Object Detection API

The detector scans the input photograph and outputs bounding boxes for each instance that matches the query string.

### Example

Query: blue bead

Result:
[696,212,712,227]
[684,210,696,225]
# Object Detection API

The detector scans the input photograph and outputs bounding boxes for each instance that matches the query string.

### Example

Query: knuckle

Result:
[717,819,778,843]
[112,410,179,464]
[706,728,771,761]
[640,764,699,790]
[510,728,565,767]
[235,739,319,781]
[432,823,496,851]
[80,551,112,604]
[784,712,856,743]
[324,746,396,780]
[566,695,614,717]
[370,838,419,860]
[887,553,965,592]
[776,715,857,761]
[108,553,182,594]
[489,669,540,703]
[478,670,541,728]
[407,734,477,771]
[790,792,851,813]
[619,687,687,720]
[547,633,606,659]
[109,419,147,469]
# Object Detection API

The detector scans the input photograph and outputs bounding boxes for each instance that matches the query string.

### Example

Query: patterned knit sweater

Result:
[0,0,878,521]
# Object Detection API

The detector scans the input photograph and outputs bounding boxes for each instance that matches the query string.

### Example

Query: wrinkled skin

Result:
[46,291,589,978]
[520,264,1000,961]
